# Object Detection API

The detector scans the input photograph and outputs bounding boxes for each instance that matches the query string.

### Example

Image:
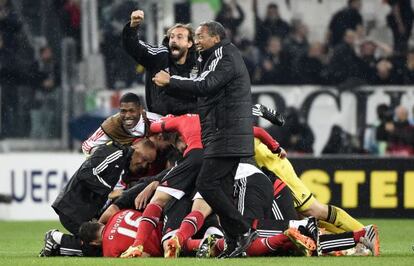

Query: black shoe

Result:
[297,217,319,256]
[196,234,220,258]
[227,229,258,258]
[39,229,60,257]
[217,237,236,259]
[252,104,285,126]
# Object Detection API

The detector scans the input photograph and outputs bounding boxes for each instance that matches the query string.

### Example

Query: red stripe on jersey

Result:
[91,129,105,141]
[82,142,91,152]
[273,179,286,197]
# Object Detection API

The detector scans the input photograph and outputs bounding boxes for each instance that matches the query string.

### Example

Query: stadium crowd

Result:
[0,0,413,156]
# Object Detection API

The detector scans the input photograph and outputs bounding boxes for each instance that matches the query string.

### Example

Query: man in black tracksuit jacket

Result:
[153,21,256,258]
[122,9,198,116]
[40,140,157,257]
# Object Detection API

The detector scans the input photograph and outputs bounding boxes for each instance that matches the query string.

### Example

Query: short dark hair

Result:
[199,21,226,40]
[120,92,141,106]
[134,137,157,150]
[162,144,182,166]
[167,23,194,43]
[78,221,102,244]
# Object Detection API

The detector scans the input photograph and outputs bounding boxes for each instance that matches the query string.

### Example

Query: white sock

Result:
[52,231,63,244]
[203,226,224,239]
[289,219,308,229]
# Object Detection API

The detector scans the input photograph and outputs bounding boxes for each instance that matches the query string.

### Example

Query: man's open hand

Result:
[120,245,143,258]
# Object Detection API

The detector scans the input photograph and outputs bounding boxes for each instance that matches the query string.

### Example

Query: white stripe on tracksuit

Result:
[60,247,83,256]
[138,40,168,55]
[320,238,355,250]
[272,200,284,220]
[92,150,123,188]
[236,177,247,215]
[171,47,223,82]
[256,229,282,237]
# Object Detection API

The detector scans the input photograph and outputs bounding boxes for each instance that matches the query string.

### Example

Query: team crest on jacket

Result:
[190,66,199,79]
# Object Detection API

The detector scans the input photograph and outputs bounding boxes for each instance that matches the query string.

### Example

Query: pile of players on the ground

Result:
[39,94,380,259]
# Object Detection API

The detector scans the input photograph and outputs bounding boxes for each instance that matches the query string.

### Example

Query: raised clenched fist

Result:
[130,10,144,27]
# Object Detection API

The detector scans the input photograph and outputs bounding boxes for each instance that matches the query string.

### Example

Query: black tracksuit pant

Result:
[196,157,250,238]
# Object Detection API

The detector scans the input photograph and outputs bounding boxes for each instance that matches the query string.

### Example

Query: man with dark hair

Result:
[39,139,157,257]
[82,92,161,155]
[153,21,256,258]
[79,209,163,257]
[123,9,198,116]
[119,114,205,258]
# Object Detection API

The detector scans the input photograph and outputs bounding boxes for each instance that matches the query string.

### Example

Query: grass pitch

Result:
[0,219,413,266]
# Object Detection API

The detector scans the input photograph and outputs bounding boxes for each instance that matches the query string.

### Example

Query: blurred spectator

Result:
[0,32,17,138]
[375,103,394,154]
[358,40,393,81]
[386,105,414,155]
[268,107,314,154]
[253,36,288,84]
[402,48,414,83]
[322,125,361,154]
[253,0,290,51]
[328,29,364,83]
[328,0,364,48]
[101,0,139,87]
[296,42,327,84]
[283,20,309,82]
[60,0,81,46]
[239,38,260,80]
[30,46,60,139]
[0,1,28,138]
[0,0,21,49]
[385,0,414,55]
[372,58,402,84]
[410,105,414,125]
[215,0,244,43]
[358,40,379,80]
[364,103,390,154]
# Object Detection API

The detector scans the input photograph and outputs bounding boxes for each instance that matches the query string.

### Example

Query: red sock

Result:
[176,211,205,245]
[246,234,288,256]
[133,203,162,246]
[282,239,296,251]
[353,228,366,242]
[246,238,268,256]
[267,234,289,249]
[184,239,202,252]
[216,238,225,253]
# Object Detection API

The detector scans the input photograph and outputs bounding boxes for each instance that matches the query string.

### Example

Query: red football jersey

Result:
[102,209,163,257]
[150,114,203,156]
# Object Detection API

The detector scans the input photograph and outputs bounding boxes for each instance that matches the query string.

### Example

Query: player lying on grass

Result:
[39,139,157,257]
[194,222,379,257]
[253,104,365,234]
[78,194,224,258]
[119,113,289,258]
[163,158,380,257]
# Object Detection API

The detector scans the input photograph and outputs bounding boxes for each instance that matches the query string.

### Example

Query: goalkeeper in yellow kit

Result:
[253,104,364,233]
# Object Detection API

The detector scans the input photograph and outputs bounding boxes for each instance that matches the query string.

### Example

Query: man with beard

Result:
[122,9,198,116]
[153,21,256,258]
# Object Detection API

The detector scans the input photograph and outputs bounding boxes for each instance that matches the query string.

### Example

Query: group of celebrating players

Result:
[39,9,380,259]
